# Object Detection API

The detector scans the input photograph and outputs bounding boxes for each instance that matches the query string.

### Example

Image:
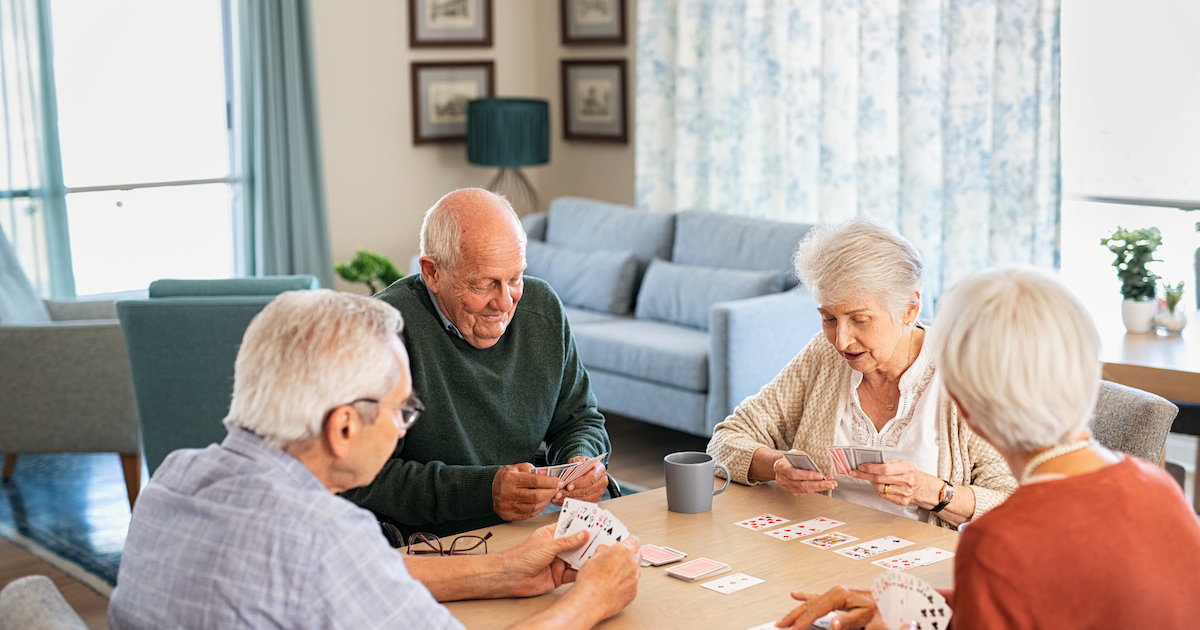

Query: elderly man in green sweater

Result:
[343,188,611,538]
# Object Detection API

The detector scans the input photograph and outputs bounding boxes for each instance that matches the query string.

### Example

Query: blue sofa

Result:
[521,197,823,437]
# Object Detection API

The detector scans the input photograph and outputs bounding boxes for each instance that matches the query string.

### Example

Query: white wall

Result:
[310,1,637,293]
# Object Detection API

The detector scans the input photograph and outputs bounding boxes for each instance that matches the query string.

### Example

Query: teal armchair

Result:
[117,276,319,475]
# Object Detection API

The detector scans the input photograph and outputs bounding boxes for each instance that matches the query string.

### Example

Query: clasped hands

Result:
[492,456,608,522]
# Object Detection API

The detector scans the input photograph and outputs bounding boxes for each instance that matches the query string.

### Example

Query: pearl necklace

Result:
[1020,439,1095,482]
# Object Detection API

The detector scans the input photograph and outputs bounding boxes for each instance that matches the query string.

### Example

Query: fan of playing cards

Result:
[871,571,952,630]
[535,453,607,488]
[553,498,630,569]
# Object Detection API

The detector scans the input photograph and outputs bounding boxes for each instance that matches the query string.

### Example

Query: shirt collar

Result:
[423,280,465,340]
[221,426,328,494]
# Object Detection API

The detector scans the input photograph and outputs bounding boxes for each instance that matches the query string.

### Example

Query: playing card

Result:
[852,447,885,467]
[783,451,820,472]
[557,452,608,487]
[800,531,859,549]
[700,572,765,594]
[873,570,952,630]
[746,611,835,630]
[764,516,845,541]
[833,535,914,560]
[735,514,790,531]
[639,544,686,566]
[665,557,730,582]
[870,547,955,571]
[554,500,630,569]
[554,498,590,538]
[746,623,778,630]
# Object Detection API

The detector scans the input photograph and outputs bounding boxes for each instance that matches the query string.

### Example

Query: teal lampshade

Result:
[466,98,550,167]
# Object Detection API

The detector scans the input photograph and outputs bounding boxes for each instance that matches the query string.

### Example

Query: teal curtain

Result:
[637,0,1061,310]
[238,0,333,288]
[0,0,74,298]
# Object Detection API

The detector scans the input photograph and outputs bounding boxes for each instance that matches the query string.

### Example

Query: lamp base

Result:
[485,167,542,217]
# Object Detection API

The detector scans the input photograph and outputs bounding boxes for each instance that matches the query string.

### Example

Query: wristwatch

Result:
[931,479,954,513]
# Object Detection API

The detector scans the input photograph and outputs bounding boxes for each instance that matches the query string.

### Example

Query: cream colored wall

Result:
[310,1,636,293]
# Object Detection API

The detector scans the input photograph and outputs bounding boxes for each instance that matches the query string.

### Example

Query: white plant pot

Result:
[1121,299,1157,333]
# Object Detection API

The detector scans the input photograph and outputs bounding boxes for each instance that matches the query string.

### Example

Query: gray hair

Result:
[932,266,1101,455]
[792,217,923,319]
[420,188,524,272]
[223,290,405,449]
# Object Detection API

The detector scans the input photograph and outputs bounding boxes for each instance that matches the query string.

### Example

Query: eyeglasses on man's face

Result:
[405,531,492,556]
[326,395,424,431]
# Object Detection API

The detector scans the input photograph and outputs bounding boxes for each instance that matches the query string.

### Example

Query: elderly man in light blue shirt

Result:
[108,290,640,630]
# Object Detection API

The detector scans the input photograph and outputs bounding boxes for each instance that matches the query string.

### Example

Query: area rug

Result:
[0,453,130,596]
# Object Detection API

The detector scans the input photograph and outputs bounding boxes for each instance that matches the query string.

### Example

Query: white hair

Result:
[792,216,923,319]
[420,188,525,272]
[223,290,405,449]
[932,266,1101,455]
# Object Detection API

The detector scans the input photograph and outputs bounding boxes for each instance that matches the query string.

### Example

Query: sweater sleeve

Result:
[340,453,501,527]
[963,429,1017,517]
[543,314,610,465]
[708,334,829,485]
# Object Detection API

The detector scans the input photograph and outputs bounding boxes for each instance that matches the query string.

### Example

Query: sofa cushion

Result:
[563,306,627,326]
[545,197,675,278]
[525,241,639,315]
[572,318,710,391]
[0,228,51,323]
[634,259,784,330]
[672,211,815,288]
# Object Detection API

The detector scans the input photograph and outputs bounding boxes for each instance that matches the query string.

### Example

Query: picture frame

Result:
[409,0,493,48]
[411,61,495,144]
[560,0,626,46]
[560,59,627,143]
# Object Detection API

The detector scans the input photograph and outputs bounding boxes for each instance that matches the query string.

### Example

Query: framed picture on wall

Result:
[411,61,495,144]
[560,0,626,45]
[409,0,493,47]
[560,59,627,143]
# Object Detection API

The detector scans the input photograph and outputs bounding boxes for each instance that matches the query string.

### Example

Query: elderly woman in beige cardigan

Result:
[706,218,1015,528]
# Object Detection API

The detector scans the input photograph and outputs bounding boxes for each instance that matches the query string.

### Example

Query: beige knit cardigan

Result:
[707,332,1017,529]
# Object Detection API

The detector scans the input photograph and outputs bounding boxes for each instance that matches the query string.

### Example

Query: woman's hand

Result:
[773,455,837,496]
[849,460,938,507]
[777,586,879,630]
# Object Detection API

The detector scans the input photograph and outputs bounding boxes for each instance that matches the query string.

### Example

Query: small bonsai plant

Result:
[334,249,402,295]
[1099,226,1161,301]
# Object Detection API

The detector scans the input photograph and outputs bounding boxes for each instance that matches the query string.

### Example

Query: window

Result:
[1060,0,1200,311]
[3,0,237,297]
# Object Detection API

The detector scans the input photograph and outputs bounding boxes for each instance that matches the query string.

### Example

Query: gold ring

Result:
[884,484,891,495]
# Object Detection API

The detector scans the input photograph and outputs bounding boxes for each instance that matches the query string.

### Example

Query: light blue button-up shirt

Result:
[108,427,463,630]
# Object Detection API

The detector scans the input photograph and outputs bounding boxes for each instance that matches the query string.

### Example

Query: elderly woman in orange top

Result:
[775,266,1200,630]
[707,218,1015,528]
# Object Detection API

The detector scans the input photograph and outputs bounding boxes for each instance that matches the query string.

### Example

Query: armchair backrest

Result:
[117,275,319,475]
[1091,380,1178,464]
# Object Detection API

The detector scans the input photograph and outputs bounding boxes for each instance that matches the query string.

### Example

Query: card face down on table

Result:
[666,557,730,582]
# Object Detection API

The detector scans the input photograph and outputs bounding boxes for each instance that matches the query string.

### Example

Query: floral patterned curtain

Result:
[636,0,1061,307]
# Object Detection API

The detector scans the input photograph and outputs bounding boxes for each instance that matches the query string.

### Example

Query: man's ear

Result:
[418,256,440,293]
[324,405,357,461]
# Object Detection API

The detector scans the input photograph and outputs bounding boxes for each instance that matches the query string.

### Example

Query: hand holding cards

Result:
[534,452,607,488]
[872,571,952,630]
[826,445,885,475]
[554,498,630,570]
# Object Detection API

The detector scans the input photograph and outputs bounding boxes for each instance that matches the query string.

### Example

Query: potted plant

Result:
[334,249,402,295]
[1155,280,1187,335]
[1099,226,1161,333]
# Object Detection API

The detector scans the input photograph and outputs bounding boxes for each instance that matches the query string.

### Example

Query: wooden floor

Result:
[0,538,109,629]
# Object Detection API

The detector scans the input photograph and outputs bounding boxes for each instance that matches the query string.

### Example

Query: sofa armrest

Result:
[44,299,118,321]
[707,287,822,434]
[0,320,139,453]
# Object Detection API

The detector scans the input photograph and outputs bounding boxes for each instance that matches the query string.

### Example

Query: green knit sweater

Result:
[342,275,610,537]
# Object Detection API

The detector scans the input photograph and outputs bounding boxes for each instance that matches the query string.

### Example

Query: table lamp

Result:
[466,98,550,216]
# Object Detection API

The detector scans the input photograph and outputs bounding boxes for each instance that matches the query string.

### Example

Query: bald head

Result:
[420,188,525,272]
[418,188,528,348]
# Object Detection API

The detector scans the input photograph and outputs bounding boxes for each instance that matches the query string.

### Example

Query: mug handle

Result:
[713,463,731,496]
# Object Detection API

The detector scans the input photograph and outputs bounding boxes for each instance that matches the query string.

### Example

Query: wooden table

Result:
[445,483,959,629]
[1094,307,1200,405]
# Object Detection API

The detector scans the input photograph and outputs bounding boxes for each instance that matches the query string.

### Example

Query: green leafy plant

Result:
[334,249,402,295]
[1163,280,1185,314]
[1099,226,1161,301]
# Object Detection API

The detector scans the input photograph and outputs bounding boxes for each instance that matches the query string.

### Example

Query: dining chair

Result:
[1091,380,1178,464]
[117,275,319,475]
